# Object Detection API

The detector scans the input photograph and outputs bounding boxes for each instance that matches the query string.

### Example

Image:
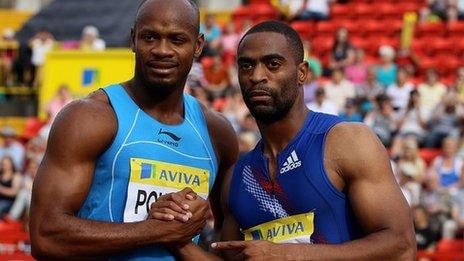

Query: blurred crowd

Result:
[0,25,105,90]
[1,0,464,254]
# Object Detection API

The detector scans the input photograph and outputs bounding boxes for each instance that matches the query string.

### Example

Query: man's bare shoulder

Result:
[48,89,117,155]
[325,122,390,179]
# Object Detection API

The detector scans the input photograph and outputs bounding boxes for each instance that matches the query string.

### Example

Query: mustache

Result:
[146,59,178,66]
[244,86,275,96]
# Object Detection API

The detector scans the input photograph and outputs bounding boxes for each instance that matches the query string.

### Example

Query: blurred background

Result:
[1,0,464,260]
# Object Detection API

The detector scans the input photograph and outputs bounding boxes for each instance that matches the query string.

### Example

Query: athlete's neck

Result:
[258,98,309,159]
[123,78,186,125]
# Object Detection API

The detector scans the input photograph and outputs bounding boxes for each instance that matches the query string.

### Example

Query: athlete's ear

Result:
[130,27,136,53]
[194,33,205,58]
[298,61,310,86]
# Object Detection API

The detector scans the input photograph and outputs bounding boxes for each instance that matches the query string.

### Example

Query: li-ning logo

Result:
[280,150,301,174]
[158,129,181,141]
[157,129,181,147]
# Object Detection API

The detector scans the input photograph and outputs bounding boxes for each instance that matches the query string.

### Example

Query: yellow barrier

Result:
[0,9,33,33]
[40,48,134,119]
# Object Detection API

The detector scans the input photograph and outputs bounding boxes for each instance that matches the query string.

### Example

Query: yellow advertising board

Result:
[39,48,134,119]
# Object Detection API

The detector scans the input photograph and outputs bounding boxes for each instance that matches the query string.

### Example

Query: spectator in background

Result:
[339,98,362,122]
[376,45,398,88]
[356,66,385,116]
[0,126,25,171]
[0,28,19,87]
[329,27,353,72]
[387,67,415,112]
[80,25,105,51]
[200,14,222,55]
[0,156,21,218]
[397,138,427,206]
[396,47,420,77]
[418,68,447,120]
[286,0,334,21]
[345,48,368,87]
[392,90,427,155]
[454,66,464,103]
[186,58,207,89]
[222,89,249,133]
[29,30,55,88]
[364,95,398,147]
[428,136,464,190]
[221,23,240,66]
[4,158,38,222]
[424,93,462,148]
[303,40,322,78]
[324,68,355,111]
[420,0,460,23]
[203,53,230,99]
[413,206,438,253]
[45,84,73,123]
[306,87,338,115]
[303,67,320,104]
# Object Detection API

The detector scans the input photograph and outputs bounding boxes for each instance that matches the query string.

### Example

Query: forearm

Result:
[31,214,182,259]
[279,229,415,261]
[172,242,221,261]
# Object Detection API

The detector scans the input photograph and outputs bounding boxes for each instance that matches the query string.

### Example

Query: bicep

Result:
[330,124,412,234]
[32,100,116,217]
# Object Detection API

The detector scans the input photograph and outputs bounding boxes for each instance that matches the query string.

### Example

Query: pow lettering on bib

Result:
[243,212,314,244]
[123,158,210,222]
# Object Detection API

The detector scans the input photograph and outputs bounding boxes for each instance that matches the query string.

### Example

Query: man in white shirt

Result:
[306,87,338,115]
[284,0,334,21]
[324,68,356,112]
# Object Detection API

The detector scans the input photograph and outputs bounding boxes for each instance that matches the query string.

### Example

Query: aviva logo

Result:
[130,158,210,194]
[244,212,314,243]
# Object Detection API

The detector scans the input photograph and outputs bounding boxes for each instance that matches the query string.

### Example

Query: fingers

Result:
[211,241,248,250]
[180,187,198,201]
[150,206,192,222]
[170,192,190,211]
[151,200,188,215]
[150,201,192,222]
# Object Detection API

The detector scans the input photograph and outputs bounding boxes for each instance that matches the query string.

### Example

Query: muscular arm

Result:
[279,123,416,260]
[172,107,240,260]
[30,92,201,259]
[214,123,416,260]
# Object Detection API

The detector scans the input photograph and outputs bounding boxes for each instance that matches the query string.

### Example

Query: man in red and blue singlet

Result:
[150,21,416,260]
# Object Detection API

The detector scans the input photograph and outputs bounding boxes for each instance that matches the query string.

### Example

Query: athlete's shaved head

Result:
[134,0,200,35]
[239,21,304,64]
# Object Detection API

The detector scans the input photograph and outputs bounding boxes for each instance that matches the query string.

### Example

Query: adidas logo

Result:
[280,150,302,174]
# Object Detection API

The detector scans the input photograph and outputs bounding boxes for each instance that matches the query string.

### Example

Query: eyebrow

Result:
[237,53,286,63]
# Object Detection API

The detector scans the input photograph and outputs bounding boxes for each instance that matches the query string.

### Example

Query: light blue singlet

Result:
[78,84,218,260]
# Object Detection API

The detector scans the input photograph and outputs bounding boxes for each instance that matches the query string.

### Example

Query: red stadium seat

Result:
[353,4,377,20]
[436,239,464,252]
[436,55,463,77]
[447,21,464,36]
[316,21,338,37]
[376,3,403,20]
[426,37,455,56]
[416,22,447,38]
[291,21,315,40]
[330,4,352,20]
[364,20,386,37]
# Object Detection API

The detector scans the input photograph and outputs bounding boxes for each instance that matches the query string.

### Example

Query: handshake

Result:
[148,187,213,244]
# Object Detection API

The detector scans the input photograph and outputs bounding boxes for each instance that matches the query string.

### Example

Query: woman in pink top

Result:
[46,85,73,123]
[345,48,368,87]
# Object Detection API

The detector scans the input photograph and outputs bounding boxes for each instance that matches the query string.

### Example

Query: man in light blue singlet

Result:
[150,21,416,260]
[29,0,238,260]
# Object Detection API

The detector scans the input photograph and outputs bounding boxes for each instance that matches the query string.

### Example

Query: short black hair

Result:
[239,20,304,64]
[134,0,200,34]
